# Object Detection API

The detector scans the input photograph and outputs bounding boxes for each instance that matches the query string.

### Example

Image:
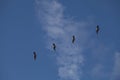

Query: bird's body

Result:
[33,51,37,61]
[96,25,100,35]
[72,35,75,43]
[52,43,56,51]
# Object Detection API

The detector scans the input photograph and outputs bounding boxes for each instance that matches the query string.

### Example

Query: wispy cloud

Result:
[90,64,110,80]
[35,0,93,80]
[35,0,120,80]
[111,52,120,80]
[91,64,104,77]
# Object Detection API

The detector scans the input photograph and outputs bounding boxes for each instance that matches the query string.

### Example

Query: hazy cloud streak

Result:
[111,52,120,80]
[35,0,92,80]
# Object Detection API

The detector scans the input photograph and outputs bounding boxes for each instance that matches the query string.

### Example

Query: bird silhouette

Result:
[52,43,56,51]
[96,25,100,35]
[72,35,75,43]
[33,51,37,61]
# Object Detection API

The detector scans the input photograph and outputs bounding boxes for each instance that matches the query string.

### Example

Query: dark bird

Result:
[33,51,37,61]
[52,43,56,51]
[96,25,100,35]
[72,35,75,43]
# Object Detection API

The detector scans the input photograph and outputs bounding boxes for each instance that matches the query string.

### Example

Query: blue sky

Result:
[0,0,120,80]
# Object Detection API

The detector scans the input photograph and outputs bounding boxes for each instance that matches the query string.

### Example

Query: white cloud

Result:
[58,64,81,80]
[91,64,109,79]
[35,0,93,80]
[111,52,120,80]
[35,0,120,80]
[91,64,103,76]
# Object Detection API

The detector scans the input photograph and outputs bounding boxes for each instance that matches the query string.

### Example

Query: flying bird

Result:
[96,25,100,35]
[72,35,75,43]
[52,43,56,51]
[33,51,37,61]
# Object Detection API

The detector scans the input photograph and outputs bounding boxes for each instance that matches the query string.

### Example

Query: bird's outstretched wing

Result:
[33,51,37,61]
[72,35,75,43]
